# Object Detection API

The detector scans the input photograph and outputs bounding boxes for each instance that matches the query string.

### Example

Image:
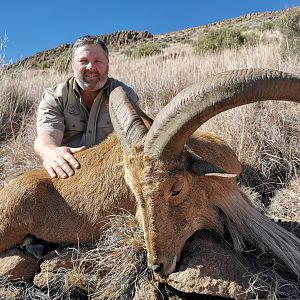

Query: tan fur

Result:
[0,134,135,251]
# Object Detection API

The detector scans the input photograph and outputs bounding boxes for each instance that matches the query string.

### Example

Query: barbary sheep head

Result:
[109,68,300,276]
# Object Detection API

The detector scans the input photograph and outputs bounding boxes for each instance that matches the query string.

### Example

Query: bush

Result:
[277,8,300,37]
[260,21,276,32]
[130,42,163,58]
[37,49,72,73]
[53,49,72,74]
[193,27,258,54]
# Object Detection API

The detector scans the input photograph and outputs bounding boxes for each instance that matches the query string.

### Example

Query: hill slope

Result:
[6,8,295,70]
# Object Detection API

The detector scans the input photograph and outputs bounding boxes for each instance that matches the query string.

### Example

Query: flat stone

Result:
[0,248,39,281]
[159,232,255,300]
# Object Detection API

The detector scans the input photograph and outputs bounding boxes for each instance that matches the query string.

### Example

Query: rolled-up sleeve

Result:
[36,87,65,135]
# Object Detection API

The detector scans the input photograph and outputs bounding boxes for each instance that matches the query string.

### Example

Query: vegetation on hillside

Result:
[0,7,300,299]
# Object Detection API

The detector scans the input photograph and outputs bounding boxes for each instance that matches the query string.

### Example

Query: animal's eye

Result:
[170,182,183,197]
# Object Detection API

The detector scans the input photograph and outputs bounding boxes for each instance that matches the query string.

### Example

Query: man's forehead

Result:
[73,44,108,59]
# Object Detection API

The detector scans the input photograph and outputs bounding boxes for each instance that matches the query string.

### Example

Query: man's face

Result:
[72,44,109,91]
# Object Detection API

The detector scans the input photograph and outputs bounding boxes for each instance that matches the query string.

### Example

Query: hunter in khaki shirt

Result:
[34,35,144,179]
[37,77,139,148]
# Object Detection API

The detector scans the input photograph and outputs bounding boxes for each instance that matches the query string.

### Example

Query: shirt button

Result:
[72,124,76,128]
[88,130,92,134]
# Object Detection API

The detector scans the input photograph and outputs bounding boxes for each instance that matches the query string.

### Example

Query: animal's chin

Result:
[162,254,179,276]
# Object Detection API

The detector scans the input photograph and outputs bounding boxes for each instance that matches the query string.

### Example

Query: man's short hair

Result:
[72,35,109,59]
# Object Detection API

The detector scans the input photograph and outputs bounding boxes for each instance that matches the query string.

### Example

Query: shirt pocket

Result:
[65,117,87,132]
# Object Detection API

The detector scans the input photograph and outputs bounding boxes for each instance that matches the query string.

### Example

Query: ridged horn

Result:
[109,86,148,153]
[144,68,300,158]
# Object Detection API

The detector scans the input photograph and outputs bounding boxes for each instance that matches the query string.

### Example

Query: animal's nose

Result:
[148,262,164,273]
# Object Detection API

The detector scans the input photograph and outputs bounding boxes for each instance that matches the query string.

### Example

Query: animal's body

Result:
[0,134,134,251]
[0,131,236,252]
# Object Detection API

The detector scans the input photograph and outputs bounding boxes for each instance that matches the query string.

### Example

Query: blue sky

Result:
[1,0,300,64]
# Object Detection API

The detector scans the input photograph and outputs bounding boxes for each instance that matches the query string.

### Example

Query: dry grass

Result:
[0,69,69,186]
[267,178,300,222]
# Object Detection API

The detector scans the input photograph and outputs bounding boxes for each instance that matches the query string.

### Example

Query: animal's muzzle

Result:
[148,262,164,274]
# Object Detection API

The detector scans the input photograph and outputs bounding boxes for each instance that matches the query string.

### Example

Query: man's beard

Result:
[78,72,107,91]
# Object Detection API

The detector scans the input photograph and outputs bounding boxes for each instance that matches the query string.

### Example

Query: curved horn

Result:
[109,86,148,153]
[144,68,300,158]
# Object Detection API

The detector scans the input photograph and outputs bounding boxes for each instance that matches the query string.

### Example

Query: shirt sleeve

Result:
[36,86,65,135]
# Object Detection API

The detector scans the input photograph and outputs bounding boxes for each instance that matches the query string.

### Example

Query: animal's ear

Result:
[186,152,237,178]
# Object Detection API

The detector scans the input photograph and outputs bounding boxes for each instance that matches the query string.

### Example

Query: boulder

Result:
[0,248,39,281]
[158,232,256,299]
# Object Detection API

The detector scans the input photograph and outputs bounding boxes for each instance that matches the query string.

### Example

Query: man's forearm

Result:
[34,129,64,160]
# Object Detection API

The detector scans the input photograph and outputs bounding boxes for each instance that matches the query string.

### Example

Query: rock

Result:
[0,288,24,300]
[158,232,256,300]
[33,246,94,289]
[0,248,39,281]
[33,248,74,288]
[133,278,160,300]
[6,30,154,70]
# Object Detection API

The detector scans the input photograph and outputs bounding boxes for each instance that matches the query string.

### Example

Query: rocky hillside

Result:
[6,8,295,70]
[7,30,153,70]
[155,9,286,43]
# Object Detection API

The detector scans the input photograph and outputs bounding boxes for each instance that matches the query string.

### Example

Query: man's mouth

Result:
[85,73,99,80]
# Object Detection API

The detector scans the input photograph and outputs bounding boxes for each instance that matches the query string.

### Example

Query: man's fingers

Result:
[44,160,70,179]
[42,146,84,179]
[56,156,75,176]
[54,165,68,179]
[44,165,57,179]
[63,152,80,169]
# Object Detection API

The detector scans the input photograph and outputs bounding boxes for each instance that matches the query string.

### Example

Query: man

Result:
[34,35,142,179]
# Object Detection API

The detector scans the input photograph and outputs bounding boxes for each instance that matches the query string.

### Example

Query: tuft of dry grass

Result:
[200,101,300,205]
[267,177,300,222]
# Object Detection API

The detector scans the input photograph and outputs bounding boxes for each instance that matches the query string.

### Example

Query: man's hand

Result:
[42,145,86,179]
[34,129,86,179]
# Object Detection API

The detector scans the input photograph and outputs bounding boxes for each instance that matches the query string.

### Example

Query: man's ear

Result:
[186,152,237,178]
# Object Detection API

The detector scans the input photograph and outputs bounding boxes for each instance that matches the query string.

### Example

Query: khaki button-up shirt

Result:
[37,77,139,147]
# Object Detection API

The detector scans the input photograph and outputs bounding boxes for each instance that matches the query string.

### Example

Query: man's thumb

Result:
[69,146,86,154]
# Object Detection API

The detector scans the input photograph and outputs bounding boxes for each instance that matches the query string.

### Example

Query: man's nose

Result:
[86,62,95,69]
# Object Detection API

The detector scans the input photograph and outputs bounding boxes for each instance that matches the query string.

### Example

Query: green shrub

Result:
[260,21,276,32]
[53,49,72,73]
[243,31,262,46]
[121,48,134,57]
[134,42,163,58]
[193,27,255,54]
[277,8,300,37]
